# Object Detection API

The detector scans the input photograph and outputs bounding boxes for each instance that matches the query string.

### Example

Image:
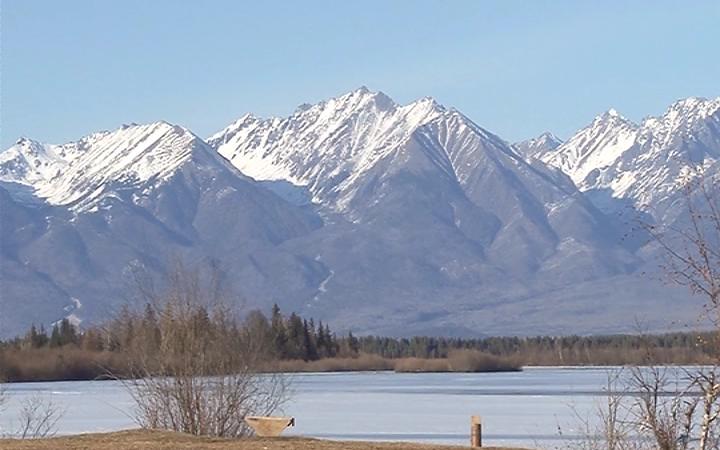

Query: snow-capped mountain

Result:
[0,89,709,338]
[513,132,563,160]
[538,97,720,220]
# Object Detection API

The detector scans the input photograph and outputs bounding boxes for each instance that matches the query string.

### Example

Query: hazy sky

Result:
[2,0,719,148]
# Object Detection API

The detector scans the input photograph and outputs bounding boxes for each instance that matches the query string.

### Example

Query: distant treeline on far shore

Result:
[0,303,714,382]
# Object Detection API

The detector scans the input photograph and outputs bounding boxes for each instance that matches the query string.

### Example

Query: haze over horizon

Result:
[2,0,719,148]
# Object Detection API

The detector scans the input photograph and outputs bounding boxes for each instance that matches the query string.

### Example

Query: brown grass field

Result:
[0,429,529,450]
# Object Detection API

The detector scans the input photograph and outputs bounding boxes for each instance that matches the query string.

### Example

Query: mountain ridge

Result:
[1,89,714,338]
[536,96,720,220]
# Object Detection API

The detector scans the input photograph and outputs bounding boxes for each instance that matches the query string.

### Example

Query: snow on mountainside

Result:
[538,97,720,218]
[0,122,223,210]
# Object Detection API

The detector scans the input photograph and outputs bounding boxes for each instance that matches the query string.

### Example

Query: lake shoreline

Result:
[0,429,530,450]
[3,360,708,384]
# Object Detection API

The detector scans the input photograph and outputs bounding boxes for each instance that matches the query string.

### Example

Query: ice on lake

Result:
[0,367,682,447]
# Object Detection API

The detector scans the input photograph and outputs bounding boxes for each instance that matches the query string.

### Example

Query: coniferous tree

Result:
[36,325,49,348]
[141,303,161,353]
[316,321,327,358]
[26,324,48,349]
[82,328,105,351]
[286,313,305,360]
[324,324,337,357]
[49,324,62,348]
[58,318,78,346]
[270,304,288,358]
[346,331,359,356]
[243,310,274,357]
[302,319,318,361]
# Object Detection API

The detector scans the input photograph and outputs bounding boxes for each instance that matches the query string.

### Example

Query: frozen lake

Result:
[0,367,679,447]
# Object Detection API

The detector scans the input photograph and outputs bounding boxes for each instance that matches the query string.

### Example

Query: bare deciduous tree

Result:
[114,259,289,437]
[0,379,6,411]
[556,370,640,450]
[0,378,6,435]
[694,367,720,450]
[628,366,698,450]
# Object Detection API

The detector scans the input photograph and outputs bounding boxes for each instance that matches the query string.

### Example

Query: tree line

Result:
[0,303,712,375]
[349,332,712,364]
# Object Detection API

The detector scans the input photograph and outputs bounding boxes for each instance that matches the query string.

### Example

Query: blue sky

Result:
[2,0,718,148]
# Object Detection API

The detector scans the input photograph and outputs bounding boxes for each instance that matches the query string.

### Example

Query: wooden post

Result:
[471,415,482,448]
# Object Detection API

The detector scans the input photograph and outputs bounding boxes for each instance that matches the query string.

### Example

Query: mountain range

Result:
[1,88,717,338]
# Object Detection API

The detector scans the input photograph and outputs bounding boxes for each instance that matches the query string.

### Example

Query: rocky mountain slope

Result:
[0,122,322,337]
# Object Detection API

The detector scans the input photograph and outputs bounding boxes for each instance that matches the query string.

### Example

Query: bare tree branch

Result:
[15,395,63,439]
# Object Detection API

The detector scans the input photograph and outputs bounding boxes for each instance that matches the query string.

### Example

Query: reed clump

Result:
[269,354,393,372]
[394,350,521,373]
[0,347,129,382]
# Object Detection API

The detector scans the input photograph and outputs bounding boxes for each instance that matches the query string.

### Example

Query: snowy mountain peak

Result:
[331,86,397,113]
[11,137,47,155]
[645,96,720,134]
[341,85,395,103]
[666,96,720,115]
[208,89,459,209]
[15,137,35,146]
[513,132,563,159]
[347,85,370,96]
[594,107,636,127]
[539,108,638,188]
[0,137,79,186]
[605,108,620,118]
[538,131,562,142]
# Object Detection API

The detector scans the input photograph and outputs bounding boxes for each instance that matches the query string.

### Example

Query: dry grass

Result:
[394,357,450,372]
[0,350,520,383]
[0,429,528,449]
